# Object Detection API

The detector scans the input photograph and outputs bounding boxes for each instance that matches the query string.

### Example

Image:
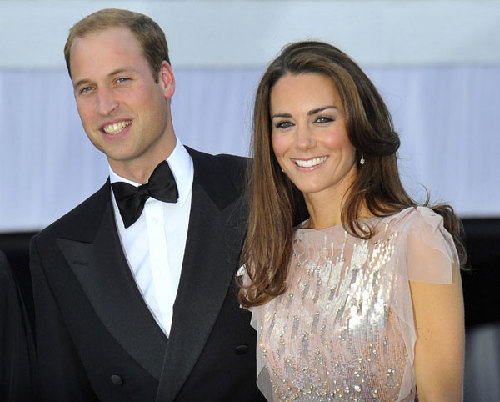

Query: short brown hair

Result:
[64,8,170,81]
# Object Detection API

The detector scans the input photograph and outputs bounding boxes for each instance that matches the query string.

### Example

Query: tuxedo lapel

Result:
[57,188,167,381]
[156,149,246,400]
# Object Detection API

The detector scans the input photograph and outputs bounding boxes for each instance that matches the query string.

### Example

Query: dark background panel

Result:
[461,218,500,328]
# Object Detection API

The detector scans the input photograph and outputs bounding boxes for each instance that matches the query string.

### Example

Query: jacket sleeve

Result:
[30,236,99,402]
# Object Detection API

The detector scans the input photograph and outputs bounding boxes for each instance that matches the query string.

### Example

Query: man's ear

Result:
[159,61,175,98]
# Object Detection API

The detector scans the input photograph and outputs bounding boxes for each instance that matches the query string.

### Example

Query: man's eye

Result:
[275,121,293,129]
[80,86,93,94]
[116,77,130,84]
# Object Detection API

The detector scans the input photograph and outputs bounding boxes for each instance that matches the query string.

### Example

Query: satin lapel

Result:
[57,201,167,381]
[156,180,244,400]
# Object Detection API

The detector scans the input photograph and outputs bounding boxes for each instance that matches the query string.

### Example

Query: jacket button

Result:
[235,344,249,355]
[110,374,123,385]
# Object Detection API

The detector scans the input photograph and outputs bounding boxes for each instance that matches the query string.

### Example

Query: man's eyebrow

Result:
[72,68,135,89]
[73,78,92,90]
[108,68,130,76]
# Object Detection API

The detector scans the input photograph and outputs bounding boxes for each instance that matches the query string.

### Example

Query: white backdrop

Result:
[1,65,499,231]
[1,1,499,231]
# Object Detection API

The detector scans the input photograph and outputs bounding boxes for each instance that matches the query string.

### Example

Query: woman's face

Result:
[270,73,357,201]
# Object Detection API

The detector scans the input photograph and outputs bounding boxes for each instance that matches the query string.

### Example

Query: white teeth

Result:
[294,156,327,168]
[103,121,131,134]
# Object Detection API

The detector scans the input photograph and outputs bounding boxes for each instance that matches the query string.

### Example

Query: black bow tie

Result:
[111,160,178,228]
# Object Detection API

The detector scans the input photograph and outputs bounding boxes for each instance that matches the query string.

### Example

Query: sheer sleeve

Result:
[406,207,458,284]
[236,265,274,401]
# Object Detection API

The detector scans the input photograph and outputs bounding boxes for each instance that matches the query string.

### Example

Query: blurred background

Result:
[0,1,499,400]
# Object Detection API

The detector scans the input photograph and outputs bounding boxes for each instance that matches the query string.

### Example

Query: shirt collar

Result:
[108,139,194,205]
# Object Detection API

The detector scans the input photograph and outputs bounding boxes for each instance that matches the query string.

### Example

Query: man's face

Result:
[70,26,175,178]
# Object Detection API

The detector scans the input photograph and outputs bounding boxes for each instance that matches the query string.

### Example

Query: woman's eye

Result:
[315,116,334,124]
[275,121,294,129]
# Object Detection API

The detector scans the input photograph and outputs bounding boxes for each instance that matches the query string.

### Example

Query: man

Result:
[30,8,263,401]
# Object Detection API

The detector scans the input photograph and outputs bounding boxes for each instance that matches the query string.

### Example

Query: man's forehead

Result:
[69,27,140,68]
[70,26,137,54]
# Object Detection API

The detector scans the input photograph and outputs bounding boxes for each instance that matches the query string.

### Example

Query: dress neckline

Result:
[296,207,415,234]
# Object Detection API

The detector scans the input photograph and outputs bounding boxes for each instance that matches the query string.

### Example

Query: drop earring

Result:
[360,155,365,165]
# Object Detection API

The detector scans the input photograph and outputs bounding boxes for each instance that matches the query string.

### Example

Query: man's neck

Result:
[109,137,177,184]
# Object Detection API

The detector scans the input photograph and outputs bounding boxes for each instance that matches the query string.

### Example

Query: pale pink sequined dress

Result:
[246,207,458,401]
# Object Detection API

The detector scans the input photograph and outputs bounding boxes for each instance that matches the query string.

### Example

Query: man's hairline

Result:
[66,25,164,81]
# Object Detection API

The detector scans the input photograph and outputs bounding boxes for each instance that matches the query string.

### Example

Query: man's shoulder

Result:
[34,181,110,242]
[186,147,249,209]
[212,152,248,167]
[187,146,248,167]
[187,147,248,184]
[210,152,248,185]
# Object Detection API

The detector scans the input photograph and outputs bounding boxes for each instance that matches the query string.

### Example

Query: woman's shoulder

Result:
[381,206,458,283]
[378,206,444,233]
[376,206,456,260]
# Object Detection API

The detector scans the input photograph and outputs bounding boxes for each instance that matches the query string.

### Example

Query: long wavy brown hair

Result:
[239,41,466,308]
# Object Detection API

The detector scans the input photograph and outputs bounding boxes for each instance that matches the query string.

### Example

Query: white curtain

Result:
[1,65,499,231]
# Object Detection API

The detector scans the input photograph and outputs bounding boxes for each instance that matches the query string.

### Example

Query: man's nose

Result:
[96,88,118,115]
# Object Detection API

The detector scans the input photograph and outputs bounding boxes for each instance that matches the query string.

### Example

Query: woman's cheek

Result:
[322,129,349,149]
[271,133,290,157]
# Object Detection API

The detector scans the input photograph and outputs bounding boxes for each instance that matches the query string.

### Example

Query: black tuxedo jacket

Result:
[30,148,264,402]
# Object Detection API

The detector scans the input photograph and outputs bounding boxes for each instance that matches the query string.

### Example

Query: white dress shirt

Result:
[109,141,193,336]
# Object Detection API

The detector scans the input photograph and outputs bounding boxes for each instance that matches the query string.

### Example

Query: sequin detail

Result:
[250,208,454,401]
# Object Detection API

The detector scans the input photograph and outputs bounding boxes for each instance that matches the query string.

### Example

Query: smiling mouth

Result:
[102,121,131,134]
[294,156,327,168]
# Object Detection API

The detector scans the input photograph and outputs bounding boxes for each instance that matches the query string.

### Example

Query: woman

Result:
[239,41,465,401]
